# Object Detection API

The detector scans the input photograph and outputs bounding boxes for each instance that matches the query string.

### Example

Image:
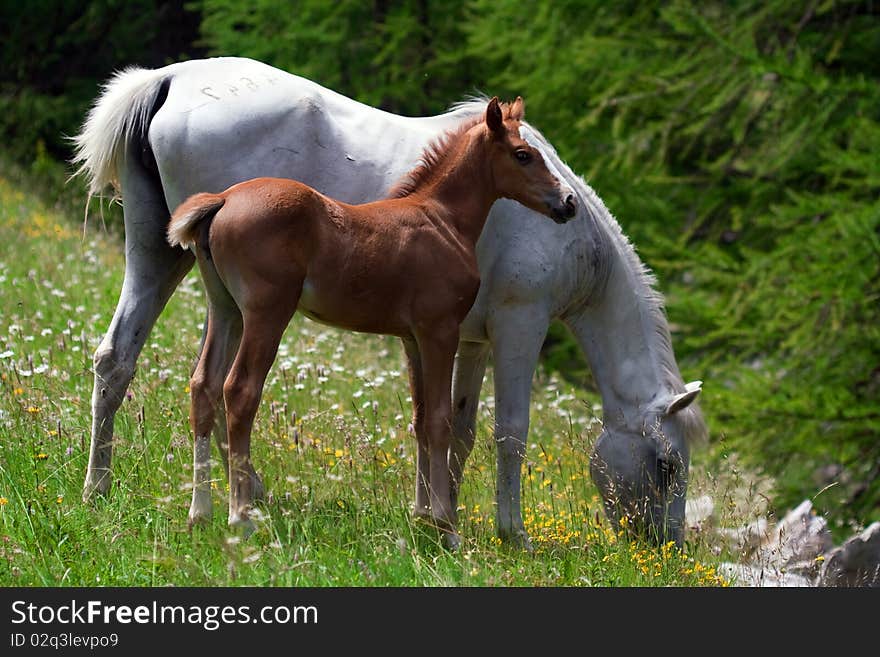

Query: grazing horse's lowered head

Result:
[590,381,704,546]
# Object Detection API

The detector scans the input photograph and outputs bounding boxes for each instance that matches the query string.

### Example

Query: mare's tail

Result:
[71,66,170,198]
[167,193,226,250]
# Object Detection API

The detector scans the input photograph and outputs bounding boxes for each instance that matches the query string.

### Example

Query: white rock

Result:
[817,522,880,587]
[760,500,833,570]
[719,562,813,587]
[685,495,715,532]
[718,517,769,555]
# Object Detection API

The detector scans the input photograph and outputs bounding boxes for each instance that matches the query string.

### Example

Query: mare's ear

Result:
[486,96,503,135]
[664,380,702,415]
[509,96,525,121]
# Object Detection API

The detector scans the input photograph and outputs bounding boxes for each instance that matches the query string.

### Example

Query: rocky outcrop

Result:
[686,497,879,587]
[817,522,880,587]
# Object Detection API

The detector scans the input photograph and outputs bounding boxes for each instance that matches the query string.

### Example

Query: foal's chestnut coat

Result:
[168,97,576,545]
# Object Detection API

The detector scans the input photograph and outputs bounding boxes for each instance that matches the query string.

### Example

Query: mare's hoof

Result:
[228,514,256,538]
[498,528,534,553]
[443,531,462,551]
[187,511,213,530]
[82,475,111,504]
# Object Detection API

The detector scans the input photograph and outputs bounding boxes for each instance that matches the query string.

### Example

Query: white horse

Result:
[73,57,705,547]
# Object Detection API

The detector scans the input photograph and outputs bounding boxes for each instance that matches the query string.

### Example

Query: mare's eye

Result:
[515,149,531,164]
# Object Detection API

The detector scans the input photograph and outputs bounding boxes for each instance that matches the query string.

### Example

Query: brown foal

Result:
[167,96,576,546]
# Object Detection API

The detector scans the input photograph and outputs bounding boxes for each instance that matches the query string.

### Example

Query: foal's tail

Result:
[167,193,226,250]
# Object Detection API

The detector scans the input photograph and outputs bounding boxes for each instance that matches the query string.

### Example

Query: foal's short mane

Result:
[388,100,517,199]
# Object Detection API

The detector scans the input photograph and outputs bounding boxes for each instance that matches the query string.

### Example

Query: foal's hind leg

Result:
[223,300,299,532]
[84,148,194,502]
[187,307,242,526]
[194,311,264,502]
[449,340,489,516]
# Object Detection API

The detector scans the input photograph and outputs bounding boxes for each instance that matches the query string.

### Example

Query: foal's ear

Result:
[486,96,503,135]
[509,96,525,121]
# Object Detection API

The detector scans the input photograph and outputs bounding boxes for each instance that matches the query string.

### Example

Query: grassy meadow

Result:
[0,171,740,587]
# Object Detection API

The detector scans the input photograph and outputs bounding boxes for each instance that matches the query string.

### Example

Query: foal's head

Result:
[480,97,577,223]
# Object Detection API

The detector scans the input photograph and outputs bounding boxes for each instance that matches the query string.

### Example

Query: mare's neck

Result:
[565,200,686,429]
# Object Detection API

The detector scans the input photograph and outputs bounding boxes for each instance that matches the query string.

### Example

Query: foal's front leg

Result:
[402,338,430,518]
[415,324,461,549]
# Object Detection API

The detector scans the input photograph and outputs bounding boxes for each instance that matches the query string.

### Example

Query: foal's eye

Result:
[515,149,531,164]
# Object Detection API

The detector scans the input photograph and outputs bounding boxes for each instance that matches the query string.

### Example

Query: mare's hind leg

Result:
[187,306,242,526]
[223,298,299,532]
[402,338,429,518]
[84,147,194,502]
[488,305,550,549]
[449,340,489,516]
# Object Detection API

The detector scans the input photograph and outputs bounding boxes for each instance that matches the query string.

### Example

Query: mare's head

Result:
[589,381,705,547]
[480,97,577,223]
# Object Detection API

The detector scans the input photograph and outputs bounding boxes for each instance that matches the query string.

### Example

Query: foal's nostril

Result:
[564,194,577,218]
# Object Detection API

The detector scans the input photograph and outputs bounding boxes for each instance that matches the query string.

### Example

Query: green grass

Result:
[0,171,732,586]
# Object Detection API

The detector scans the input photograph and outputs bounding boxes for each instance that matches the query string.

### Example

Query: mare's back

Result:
[148,58,448,209]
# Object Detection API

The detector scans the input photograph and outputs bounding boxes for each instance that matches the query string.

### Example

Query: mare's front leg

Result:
[85,148,194,502]
[449,340,489,516]
[223,299,298,533]
[415,323,461,549]
[488,304,550,549]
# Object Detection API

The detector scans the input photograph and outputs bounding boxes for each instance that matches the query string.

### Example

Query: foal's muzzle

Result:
[551,194,577,224]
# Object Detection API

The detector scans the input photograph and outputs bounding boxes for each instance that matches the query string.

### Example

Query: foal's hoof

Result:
[252,473,266,501]
[412,506,431,522]
[412,513,460,550]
